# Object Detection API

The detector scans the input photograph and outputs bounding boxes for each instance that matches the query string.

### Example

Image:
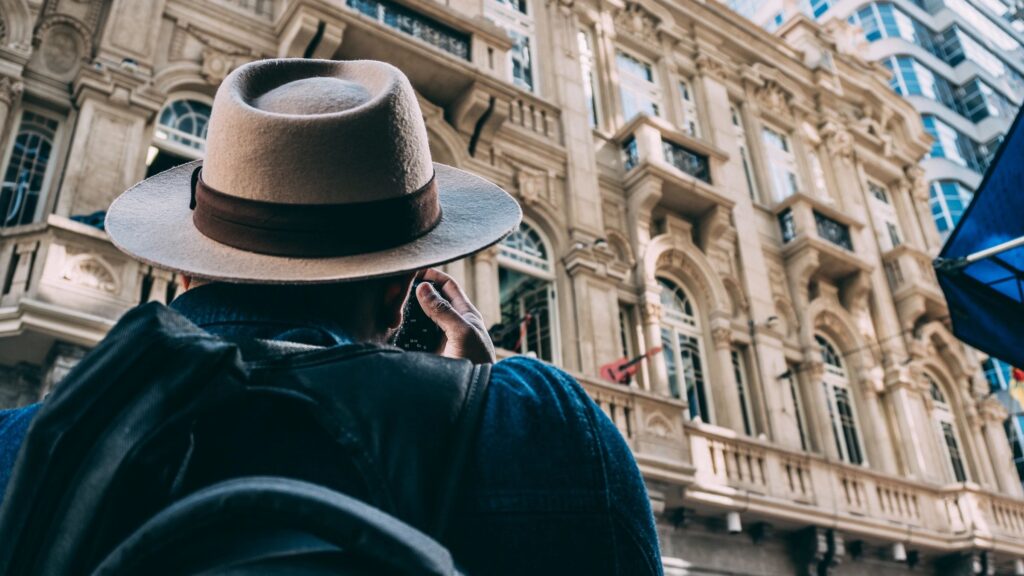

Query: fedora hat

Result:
[106,59,521,284]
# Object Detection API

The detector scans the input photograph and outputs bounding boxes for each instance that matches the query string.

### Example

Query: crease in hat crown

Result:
[201,59,434,206]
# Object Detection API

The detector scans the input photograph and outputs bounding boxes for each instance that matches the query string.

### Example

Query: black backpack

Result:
[0,303,491,575]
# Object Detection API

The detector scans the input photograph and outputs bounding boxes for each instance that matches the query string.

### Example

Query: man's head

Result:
[105,58,520,286]
[181,273,417,344]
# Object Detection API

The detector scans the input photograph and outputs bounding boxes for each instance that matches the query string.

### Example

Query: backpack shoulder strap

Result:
[244,346,492,541]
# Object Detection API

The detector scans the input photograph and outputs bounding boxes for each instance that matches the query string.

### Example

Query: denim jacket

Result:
[0,283,662,575]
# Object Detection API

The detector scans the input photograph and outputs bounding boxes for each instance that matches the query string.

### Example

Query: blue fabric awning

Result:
[936,107,1024,368]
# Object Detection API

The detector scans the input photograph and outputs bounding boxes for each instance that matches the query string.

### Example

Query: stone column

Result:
[640,291,669,396]
[979,398,1024,497]
[856,375,899,473]
[710,324,746,433]
[799,361,838,459]
[472,245,501,328]
[881,371,929,480]
[905,165,942,252]
[698,59,793,444]
[964,404,998,490]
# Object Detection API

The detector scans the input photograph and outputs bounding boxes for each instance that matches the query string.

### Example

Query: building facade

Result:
[0,0,1023,574]
[724,0,1024,507]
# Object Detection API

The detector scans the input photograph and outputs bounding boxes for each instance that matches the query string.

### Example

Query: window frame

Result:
[817,334,867,465]
[0,104,65,229]
[676,77,701,138]
[496,220,561,364]
[658,276,711,422]
[927,375,969,483]
[150,94,214,163]
[761,124,801,203]
[615,48,662,122]
[485,0,537,93]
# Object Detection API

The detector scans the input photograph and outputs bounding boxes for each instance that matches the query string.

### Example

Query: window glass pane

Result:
[617,51,660,120]
[578,29,599,128]
[732,349,753,435]
[942,421,967,481]
[155,99,211,152]
[2,111,59,228]
[497,266,555,361]
[835,387,864,465]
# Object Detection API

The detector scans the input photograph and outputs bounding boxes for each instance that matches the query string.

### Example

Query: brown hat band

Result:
[190,167,441,258]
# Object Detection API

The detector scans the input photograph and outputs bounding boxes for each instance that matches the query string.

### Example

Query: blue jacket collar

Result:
[169,283,353,347]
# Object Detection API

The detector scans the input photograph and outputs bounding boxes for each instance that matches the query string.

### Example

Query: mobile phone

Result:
[395,280,445,352]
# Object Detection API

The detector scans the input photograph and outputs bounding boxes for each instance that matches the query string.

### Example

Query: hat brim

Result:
[105,160,522,284]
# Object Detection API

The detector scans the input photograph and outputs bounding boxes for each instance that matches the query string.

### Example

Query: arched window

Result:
[146,98,212,178]
[817,335,865,465]
[1,110,60,228]
[496,221,558,362]
[928,374,967,482]
[659,277,708,421]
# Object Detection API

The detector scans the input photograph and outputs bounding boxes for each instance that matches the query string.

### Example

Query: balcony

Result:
[616,114,732,220]
[883,245,948,329]
[0,216,174,366]
[774,193,870,284]
[574,374,1024,554]
[277,0,563,152]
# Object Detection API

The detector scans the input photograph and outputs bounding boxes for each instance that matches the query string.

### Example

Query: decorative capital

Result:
[819,120,853,163]
[695,52,729,82]
[0,76,24,105]
[711,326,732,349]
[756,80,793,122]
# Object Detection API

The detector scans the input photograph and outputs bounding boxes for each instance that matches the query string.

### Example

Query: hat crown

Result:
[201,59,434,205]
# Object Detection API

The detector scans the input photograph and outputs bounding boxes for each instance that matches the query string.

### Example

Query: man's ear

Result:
[381,272,417,331]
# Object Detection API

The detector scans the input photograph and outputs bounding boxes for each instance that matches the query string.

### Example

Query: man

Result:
[0,59,661,574]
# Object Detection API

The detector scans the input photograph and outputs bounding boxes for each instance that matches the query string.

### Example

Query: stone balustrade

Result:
[883,244,947,329]
[0,216,175,347]
[577,374,1024,556]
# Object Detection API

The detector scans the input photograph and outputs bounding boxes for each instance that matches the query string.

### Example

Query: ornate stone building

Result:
[0,0,1022,573]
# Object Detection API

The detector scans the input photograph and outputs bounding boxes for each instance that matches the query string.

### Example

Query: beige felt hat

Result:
[105,58,521,284]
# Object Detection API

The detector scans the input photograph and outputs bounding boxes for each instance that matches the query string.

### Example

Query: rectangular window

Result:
[887,221,902,248]
[731,348,754,436]
[677,79,701,138]
[577,29,599,128]
[833,386,864,465]
[616,50,661,120]
[485,0,536,92]
[348,0,471,59]
[762,126,800,202]
[941,421,967,482]
[1,109,61,229]
[922,115,987,173]
[929,180,973,235]
[732,105,758,201]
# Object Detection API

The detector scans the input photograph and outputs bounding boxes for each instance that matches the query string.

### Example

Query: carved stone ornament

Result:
[0,76,24,105]
[711,326,732,349]
[62,255,119,294]
[201,48,253,84]
[613,2,659,45]
[695,53,728,82]
[514,165,547,206]
[819,120,854,163]
[641,300,663,322]
[756,80,792,120]
[41,24,82,75]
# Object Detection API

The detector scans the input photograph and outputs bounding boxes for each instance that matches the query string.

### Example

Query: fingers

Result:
[420,268,478,315]
[416,281,470,338]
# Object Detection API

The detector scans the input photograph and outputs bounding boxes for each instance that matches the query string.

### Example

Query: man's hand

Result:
[416,268,496,364]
